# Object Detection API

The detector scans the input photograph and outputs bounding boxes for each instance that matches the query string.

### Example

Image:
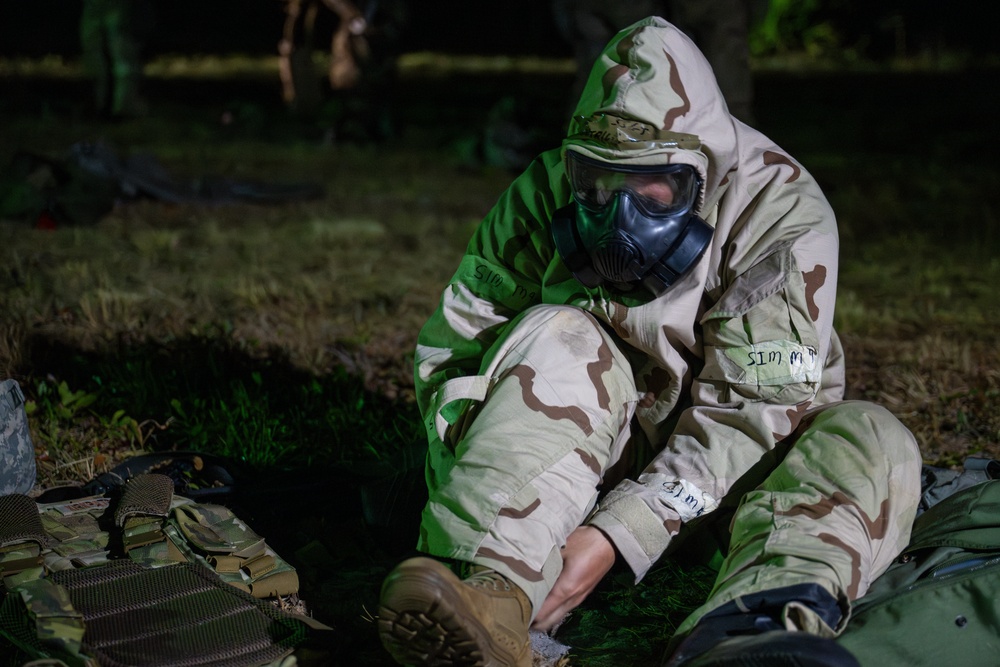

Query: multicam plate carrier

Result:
[0,474,314,667]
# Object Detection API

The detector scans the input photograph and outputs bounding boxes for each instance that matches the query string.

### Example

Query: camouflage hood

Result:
[562,16,740,215]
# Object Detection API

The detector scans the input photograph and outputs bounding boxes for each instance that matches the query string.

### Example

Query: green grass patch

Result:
[558,560,716,666]
[835,233,1000,338]
[22,338,424,486]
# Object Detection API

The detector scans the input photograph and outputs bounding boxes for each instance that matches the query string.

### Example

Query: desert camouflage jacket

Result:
[414,17,845,579]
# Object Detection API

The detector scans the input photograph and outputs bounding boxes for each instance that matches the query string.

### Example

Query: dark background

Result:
[4,0,567,58]
[1,0,996,60]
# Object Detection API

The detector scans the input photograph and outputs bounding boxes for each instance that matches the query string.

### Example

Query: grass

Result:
[556,561,716,666]
[2,54,999,665]
[22,338,425,486]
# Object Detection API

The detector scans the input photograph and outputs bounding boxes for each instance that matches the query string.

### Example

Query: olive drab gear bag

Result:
[0,378,36,496]
[0,473,324,667]
[836,459,1000,666]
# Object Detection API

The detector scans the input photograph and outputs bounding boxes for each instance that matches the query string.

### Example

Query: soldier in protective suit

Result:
[378,17,920,667]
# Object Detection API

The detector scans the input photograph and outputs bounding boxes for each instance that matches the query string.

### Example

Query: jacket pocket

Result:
[699,242,821,404]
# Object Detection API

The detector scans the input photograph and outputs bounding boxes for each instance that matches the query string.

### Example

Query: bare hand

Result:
[531,525,617,632]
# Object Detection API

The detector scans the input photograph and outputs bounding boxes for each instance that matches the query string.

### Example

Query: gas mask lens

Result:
[566,152,700,216]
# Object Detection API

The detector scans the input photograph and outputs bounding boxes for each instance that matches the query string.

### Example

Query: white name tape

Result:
[642,473,720,522]
[727,340,819,386]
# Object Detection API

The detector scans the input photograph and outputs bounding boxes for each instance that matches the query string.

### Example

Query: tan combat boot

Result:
[378,557,532,667]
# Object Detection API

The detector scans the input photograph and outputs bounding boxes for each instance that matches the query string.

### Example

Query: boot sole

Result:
[377,557,518,667]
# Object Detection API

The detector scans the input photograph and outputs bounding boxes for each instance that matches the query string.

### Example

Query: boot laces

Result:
[464,569,514,592]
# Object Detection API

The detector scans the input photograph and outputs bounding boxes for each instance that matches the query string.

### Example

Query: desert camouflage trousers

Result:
[419,305,922,633]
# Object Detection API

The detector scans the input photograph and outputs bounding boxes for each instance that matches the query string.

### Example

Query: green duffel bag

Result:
[837,478,1000,666]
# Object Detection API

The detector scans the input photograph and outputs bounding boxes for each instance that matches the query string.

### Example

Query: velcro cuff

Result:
[588,491,673,582]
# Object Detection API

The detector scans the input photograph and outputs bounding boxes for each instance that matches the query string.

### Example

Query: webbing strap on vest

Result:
[116,474,173,554]
[0,494,48,578]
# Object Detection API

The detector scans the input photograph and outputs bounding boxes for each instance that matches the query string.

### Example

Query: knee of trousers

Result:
[814,400,921,473]
[474,304,641,459]
[425,304,640,476]
[482,304,635,388]
[802,399,923,538]
[492,304,607,353]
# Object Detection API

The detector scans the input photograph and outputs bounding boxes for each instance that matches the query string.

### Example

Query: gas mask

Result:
[552,150,713,298]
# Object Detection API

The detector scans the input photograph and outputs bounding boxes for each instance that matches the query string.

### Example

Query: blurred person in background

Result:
[79,0,154,118]
[278,0,369,117]
[278,0,407,142]
[552,0,758,124]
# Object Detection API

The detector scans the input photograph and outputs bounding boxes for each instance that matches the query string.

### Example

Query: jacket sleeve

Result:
[589,172,842,581]
[414,152,563,457]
